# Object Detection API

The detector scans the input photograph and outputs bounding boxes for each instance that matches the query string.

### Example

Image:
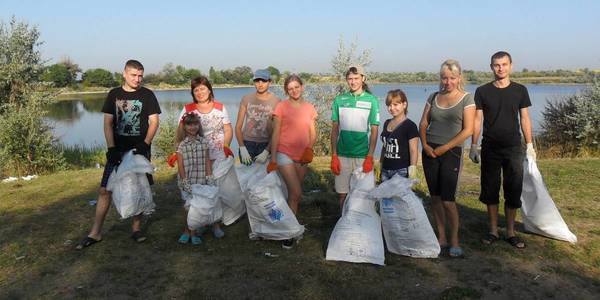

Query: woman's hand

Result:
[433,144,450,157]
[423,144,437,158]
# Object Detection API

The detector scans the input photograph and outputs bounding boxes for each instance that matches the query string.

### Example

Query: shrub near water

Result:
[539,77,600,157]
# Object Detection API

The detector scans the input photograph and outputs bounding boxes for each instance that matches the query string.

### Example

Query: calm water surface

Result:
[49,84,585,150]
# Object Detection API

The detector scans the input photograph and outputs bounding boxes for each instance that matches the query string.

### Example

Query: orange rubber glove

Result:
[167,152,178,167]
[362,155,374,173]
[267,161,278,173]
[300,147,314,164]
[330,154,341,175]
[223,145,234,158]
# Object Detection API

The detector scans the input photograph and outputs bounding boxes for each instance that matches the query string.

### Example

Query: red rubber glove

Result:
[167,152,178,167]
[223,145,234,158]
[267,161,278,173]
[300,148,314,164]
[330,154,341,175]
[362,155,374,173]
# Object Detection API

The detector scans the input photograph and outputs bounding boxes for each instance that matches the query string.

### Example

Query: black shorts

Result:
[100,150,154,188]
[422,143,463,202]
[479,144,524,208]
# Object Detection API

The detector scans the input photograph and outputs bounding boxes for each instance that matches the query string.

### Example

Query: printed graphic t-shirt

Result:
[273,100,317,161]
[380,118,419,170]
[240,92,280,143]
[331,91,380,158]
[101,86,161,151]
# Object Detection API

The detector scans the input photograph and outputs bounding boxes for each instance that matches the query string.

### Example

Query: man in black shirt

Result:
[77,60,161,250]
[470,51,536,249]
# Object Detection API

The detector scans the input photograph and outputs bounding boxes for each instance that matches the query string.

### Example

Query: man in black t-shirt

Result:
[76,60,161,250]
[470,51,536,249]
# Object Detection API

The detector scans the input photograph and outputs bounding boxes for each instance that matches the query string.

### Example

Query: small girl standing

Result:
[380,89,419,181]
[176,113,213,245]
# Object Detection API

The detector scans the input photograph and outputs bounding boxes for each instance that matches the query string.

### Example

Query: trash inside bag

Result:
[370,174,440,258]
[106,150,155,219]
[213,157,246,225]
[245,171,304,240]
[521,158,577,244]
[187,184,222,230]
[326,169,385,265]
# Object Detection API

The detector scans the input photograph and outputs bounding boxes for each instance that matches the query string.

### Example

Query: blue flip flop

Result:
[178,233,190,244]
[191,236,202,245]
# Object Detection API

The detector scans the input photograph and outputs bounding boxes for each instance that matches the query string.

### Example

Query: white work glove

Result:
[178,178,192,194]
[469,145,480,164]
[526,143,536,162]
[408,165,417,179]
[239,146,252,165]
[206,174,216,186]
[254,149,270,164]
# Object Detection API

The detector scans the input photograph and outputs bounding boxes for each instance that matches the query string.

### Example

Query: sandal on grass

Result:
[506,236,526,249]
[131,231,147,243]
[449,247,465,258]
[481,233,499,245]
[191,236,202,245]
[178,233,190,244]
[75,236,102,250]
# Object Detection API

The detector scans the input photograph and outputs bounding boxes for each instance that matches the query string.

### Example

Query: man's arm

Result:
[367,125,378,157]
[104,113,115,147]
[472,110,483,145]
[520,107,533,144]
[144,114,159,144]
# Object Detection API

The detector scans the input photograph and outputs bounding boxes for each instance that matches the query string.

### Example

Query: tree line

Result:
[40,61,599,90]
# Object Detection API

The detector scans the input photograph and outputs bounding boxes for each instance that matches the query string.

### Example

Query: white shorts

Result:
[334,156,365,194]
[276,152,295,166]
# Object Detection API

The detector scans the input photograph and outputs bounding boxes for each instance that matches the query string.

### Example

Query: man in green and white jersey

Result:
[330,65,380,209]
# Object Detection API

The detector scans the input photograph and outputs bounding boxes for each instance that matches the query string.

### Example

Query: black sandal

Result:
[506,236,526,249]
[131,231,147,243]
[481,233,499,245]
[75,236,102,250]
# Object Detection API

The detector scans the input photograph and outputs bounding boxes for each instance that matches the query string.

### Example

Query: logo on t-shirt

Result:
[115,99,142,136]
[356,101,372,109]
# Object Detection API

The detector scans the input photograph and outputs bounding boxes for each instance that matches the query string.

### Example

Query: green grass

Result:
[1,157,599,299]
[59,144,105,169]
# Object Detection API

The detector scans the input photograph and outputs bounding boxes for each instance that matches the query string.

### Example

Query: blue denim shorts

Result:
[381,167,408,182]
[242,140,269,158]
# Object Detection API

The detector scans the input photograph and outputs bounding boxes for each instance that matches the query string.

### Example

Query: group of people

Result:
[77,51,536,258]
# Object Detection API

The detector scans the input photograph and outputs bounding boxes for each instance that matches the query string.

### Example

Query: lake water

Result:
[49,83,585,150]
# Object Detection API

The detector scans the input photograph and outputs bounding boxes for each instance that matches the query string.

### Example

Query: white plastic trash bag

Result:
[106,150,155,219]
[187,184,221,230]
[213,157,246,225]
[235,161,266,192]
[520,158,577,244]
[326,169,385,266]
[245,171,304,240]
[371,174,440,258]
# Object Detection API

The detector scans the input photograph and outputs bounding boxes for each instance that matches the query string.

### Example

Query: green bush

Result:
[539,77,600,156]
[0,98,66,175]
[82,68,115,87]
[59,144,104,169]
[152,107,178,159]
[40,64,72,87]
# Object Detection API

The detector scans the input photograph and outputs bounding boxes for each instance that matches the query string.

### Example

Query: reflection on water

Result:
[48,84,585,147]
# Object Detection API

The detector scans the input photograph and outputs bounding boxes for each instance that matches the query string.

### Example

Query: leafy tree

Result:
[330,35,372,80]
[41,63,71,87]
[0,17,65,175]
[266,66,281,83]
[82,68,115,87]
[58,56,81,84]
[209,66,225,84]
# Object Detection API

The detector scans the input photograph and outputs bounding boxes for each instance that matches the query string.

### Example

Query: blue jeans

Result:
[241,140,269,158]
[381,167,408,182]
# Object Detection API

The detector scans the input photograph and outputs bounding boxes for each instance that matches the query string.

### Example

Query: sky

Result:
[2,0,600,74]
